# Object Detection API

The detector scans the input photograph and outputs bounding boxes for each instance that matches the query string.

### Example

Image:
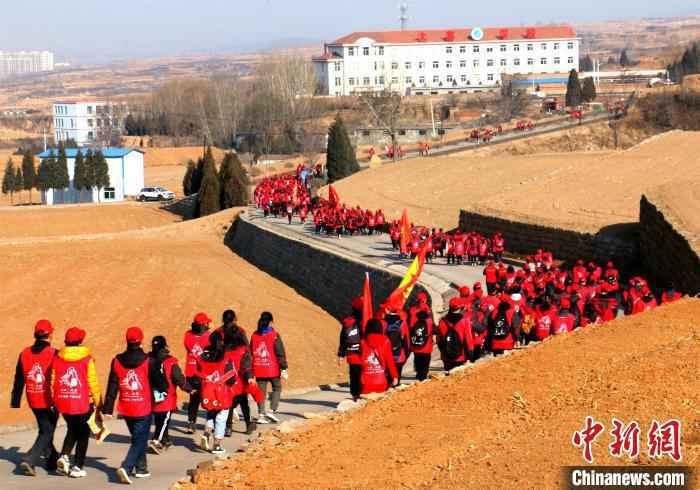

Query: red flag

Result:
[328,185,340,208]
[362,272,373,329]
[399,209,411,254]
[382,235,431,313]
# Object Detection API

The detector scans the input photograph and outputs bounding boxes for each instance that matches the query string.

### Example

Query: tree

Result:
[14,167,23,204]
[219,152,250,209]
[93,150,111,202]
[581,77,597,102]
[124,113,139,136]
[21,150,36,204]
[37,155,56,193]
[620,49,631,67]
[667,41,700,82]
[2,158,16,204]
[183,160,195,196]
[565,69,583,108]
[196,147,220,217]
[359,88,403,161]
[190,158,204,194]
[55,144,70,203]
[580,55,594,72]
[84,150,96,198]
[73,150,87,202]
[326,115,360,183]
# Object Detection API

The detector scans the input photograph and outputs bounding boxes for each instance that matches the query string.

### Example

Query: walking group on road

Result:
[11,310,288,484]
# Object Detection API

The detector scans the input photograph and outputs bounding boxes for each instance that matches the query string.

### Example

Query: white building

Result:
[313,25,579,96]
[37,148,144,206]
[53,100,126,147]
[0,51,54,78]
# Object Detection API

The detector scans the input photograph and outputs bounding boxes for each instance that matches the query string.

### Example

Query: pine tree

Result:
[183,160,195,196]
[191,157,204,194]
[2,158,16,204]
[55,144,70,202]
[326,115,360,183]
[84,149,96,195]
[73,150,87,202]
[580,55,594,72]
[619,49,631,67]
[93,150,111,202]
[565,69,583,108]
[21,151,36,204]
[581,77,597,102]
[219,152,250,209]
[196,147,220,217]
[14,167,23,204]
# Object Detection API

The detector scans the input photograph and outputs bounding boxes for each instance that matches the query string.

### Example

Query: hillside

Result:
[188,299,700,489]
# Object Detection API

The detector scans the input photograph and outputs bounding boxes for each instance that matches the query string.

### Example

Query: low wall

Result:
[226,213,428,320]
[639,195,700,295]
[459,210,639,266]
[161,195,197,220]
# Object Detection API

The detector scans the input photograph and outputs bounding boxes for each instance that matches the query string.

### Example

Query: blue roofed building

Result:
[37,147,144,205]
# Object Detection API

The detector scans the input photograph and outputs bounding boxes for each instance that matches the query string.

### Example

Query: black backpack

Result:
[492,313,511,339]
[386,320,404,361]
[410,320,429,348]
[443,323,463,360]
[470,309,486,335]
[345,322,361,353]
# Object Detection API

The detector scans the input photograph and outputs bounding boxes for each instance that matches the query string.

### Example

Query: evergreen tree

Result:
[93,150,111,202]
[21,150,36,204]
[581,77,597,102]
[620,49,631,67]
[73,150,87,202]
[191,157,205,194]
[580,55,594,72]
[2,158,16,204]
[326,115,360,183]
[219,152,250,209]
[14,167,23,204]
[183,159,195,196]
[55,144,70,199]
[196,147,220,217]
[565,69,583,108]
[84,149,96,193]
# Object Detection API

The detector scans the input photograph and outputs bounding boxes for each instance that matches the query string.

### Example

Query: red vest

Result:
[153,356,178,413]
[534,312,553,341]
[251,331,281,379]
[184,330,211,377]
[552,313,575,335]
[114,358,152,417]
[224,347,247,397]
[198,357,234,410]
[53,355,91,415]
[360,341,389,394]
[20,346,55,409]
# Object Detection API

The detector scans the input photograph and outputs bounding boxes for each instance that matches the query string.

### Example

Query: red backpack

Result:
[199,359,236,411]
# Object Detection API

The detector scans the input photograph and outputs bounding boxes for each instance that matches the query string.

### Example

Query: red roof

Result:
[311,52,343,61]
[330,25,576,45]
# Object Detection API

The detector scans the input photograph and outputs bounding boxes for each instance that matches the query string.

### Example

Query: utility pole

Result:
[430,98,436,138]
[43,127,47,151]
[399,2,408,31]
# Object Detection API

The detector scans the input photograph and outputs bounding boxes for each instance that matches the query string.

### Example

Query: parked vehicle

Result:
[137,187,175,201]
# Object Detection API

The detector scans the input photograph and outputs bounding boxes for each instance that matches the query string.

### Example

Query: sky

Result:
[1,0,698,63]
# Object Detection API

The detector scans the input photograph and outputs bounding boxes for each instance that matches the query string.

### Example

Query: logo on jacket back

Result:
[191,343,204,358]
[205,370,221,383]
[121,370,143,391]
[60,367,82,389]
[365,350,383,373]
[27,363,45,385]
[255,342,271,365]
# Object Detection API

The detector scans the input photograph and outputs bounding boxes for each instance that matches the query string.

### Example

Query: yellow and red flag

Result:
[382,236,430,313]
[399,208,411,254]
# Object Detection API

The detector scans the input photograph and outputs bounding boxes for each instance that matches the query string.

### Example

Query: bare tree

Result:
[358,88,404,160]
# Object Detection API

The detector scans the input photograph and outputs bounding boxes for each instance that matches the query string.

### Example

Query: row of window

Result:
[335,56,574,72]
[340,73,500,87]
[346,41,575,57]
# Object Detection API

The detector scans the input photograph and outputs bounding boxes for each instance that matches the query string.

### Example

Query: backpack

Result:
[470,309,486,335]
[386,320,405,361]
[443,323,463,360]
[492,313,511,339]
[345,322,361,353]
[410,320,429,348]
[201,368,236,411]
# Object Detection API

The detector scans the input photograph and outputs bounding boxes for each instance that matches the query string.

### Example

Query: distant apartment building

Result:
[0,51,54,77]
[53,101,127,146]
[313,25,579,96]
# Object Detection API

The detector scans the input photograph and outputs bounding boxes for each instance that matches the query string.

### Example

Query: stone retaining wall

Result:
[639,195,700,295]
[459,210,639,266]
[226,214,429,320]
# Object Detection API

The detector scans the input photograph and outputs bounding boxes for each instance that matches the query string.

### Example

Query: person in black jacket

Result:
[102,327,168,484]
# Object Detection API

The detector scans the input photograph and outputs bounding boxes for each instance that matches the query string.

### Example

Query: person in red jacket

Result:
[483,261,499,294]
[360,320,398,394]
[661,285,682,304]
[533,302,556,341]
[488,301,518,355]
[338,297,364,401]
[409,309,434,381]
[384,308,411,382]
[251,312,288,425]
[184,312,212,434]
[148,336,192,455]
[103,327,165,484]
[631,287,658,314]
[222,325,256,435]
[11,320,59,476]
[551,298,576,335]
[437,298,474,370]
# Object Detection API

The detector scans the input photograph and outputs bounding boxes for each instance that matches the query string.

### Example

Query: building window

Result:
[349,77,355,86]
[446,75,454,82]
[405,61,412,69]
[527,44,534,51]
[567,42,574,49]
[335,77,341,86]
[334,62,341,71]
[391,62,399,70]
[432,61,439,69]
[390,77,398,85]
[554,57,561,65]
[500,45,507,52]
[486,46,493,53]
[446,61,452,69]
[487,59,494,67]
[527,58,534,65]
[459,45,466,53]
[500,59,507,66]
[514,44,520,52]
[460,60,467,68]
[473,46,480,53]
[104,187,116,200]
[419,61,425,69]
[362,77,370,85]
[363,47,370,56]
[540,57,547,65]
[87,106,93,114]
[514,58,520,66]
[553,42,560,50]
[446,46,453,54]
[460,74,467,83]
[406,76,413,84]
[96,119,102,127]
[487,74,494,81]
[473,60,480,67]
[432,75,440,83]
[419,76,425,85]
[87,119,93,127]
[540,43,547,50]
[568,56,574,64]
[378,76,385,85]
[87,131,94,140]
[378,46,384,55]
[348,47,355,56]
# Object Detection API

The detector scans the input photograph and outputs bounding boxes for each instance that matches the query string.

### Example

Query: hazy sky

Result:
[2,0,698,62]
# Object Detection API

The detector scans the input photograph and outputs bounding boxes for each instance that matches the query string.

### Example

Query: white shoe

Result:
[68,466,87,478]
[56,455,70,475]
[256,416,270,424]
[116,467,133,485]
[265,412,280,423]
[199,432,211,451]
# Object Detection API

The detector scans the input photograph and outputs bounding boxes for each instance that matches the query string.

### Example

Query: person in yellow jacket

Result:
[51,327,101,479]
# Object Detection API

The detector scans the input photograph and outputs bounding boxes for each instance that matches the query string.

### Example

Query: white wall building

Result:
[37,148,144,206]
[53,101,126,146]
[0,51,54,78]
[313,25,579,96]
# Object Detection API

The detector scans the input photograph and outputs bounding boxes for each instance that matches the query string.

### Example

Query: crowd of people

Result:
[11,310,288,483]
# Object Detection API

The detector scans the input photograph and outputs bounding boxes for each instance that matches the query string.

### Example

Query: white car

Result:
[137,187,175,201]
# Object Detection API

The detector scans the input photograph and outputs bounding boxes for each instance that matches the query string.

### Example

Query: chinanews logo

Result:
[27,363,45,385]
[59,367,82,389]
[121,370,143,391]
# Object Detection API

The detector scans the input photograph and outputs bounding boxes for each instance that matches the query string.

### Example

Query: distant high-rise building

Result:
[0,51,54,77]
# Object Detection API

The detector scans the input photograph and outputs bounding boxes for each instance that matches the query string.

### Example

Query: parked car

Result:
[137,187,175,201]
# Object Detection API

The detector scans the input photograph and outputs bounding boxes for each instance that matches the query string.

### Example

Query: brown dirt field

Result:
[646,179,700,244]
[0,202,179,239]
[1,208,344,425]
[141,147,226,167]
[189,299,700,490]
[329,130,700,233]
